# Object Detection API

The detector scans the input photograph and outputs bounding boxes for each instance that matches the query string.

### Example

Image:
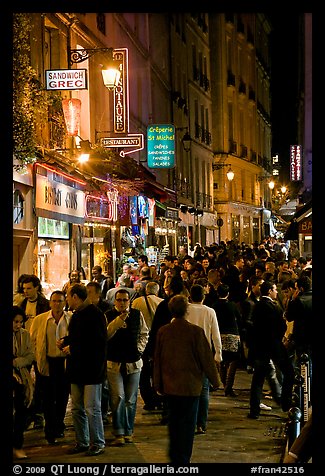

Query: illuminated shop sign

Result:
[113,49,129,134]
[45,69,87,90]
[35,173,85,224]
[85,194,118,222]
[290,145,303,182]
[147,124,175,169]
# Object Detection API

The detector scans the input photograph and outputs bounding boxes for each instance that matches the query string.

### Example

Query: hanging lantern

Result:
[62,98,81,136]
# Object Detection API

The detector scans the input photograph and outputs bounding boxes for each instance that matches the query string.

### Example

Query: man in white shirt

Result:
[30,290,71,444]
[186,284,222,434]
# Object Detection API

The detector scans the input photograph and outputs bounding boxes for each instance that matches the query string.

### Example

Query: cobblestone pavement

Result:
[14,369,290,464]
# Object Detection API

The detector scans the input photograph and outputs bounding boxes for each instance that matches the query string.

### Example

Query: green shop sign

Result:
[147,124,175,168]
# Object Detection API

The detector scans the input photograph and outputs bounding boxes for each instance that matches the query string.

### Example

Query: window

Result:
[13,190,24,224]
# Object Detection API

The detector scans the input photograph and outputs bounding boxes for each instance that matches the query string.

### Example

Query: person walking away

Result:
[105,288,149,446]
[13,306,35,459]
[284,275,312,397]
[86,281,112,424]
[131,281,163,410]
[248,281,294,419]
[146,276,188,424]
[153,295,220,464]
[61,284,107,456]
[186,284,222,434]
[21,275,50,429]
[213,284,242,397]
[30,290,71,444]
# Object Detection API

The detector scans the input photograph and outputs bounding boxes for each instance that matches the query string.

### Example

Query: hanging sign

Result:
[45,69,87,90]
[100,133,144,157]
[147,124,175,169]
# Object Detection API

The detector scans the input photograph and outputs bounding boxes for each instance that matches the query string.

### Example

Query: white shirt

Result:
[186,302,222,362]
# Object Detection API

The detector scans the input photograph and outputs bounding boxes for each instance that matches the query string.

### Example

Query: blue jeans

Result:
[70,383,105,448]
[167,395,199,464]
[107,368,141,437]
[196,376,209,430]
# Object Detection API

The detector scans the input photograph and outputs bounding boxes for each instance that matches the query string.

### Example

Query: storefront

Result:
[35,163,86,297]
[178,207,195,255]
[81,191,119,282]
[284,199,312,257]
[13,162,34,290]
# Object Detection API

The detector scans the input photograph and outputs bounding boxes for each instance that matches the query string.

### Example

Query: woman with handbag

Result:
[13,306,35,459]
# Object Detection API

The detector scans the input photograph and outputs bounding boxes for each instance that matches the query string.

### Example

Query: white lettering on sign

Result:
[45,69,87,90]
[36,174,85,219]
[113,49,129,133]
[290,145,302,182]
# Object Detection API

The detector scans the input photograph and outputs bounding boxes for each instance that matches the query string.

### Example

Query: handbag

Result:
[221,334,240,353]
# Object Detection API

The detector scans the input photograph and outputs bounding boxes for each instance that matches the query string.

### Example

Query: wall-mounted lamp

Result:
[77,139,92,163]
[176,127,192,152]
[212,162,234,181]
[69,47,121,90]
[257,174,275,189]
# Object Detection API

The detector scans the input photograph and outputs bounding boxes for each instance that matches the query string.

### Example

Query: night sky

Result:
[269,13,302,181]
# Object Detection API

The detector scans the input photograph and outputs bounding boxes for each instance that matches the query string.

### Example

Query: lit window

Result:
[13,190,24,224]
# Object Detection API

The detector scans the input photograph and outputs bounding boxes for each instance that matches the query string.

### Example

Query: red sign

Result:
[299,218,312,234]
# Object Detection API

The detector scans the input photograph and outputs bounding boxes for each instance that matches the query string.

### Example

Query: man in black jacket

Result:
[63,284,107,456]
[248,281,294,419]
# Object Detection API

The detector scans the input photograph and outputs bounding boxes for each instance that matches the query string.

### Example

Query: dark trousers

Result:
[139,353,162,408]
[13,380,28,449]
[250,356,294,416]
[42,357,70,440]
[166,395,199,464]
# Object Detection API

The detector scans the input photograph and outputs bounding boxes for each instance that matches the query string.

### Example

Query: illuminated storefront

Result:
[35,163,86,297]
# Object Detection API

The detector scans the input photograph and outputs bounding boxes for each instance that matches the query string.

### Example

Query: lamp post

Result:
[69,47,121,90]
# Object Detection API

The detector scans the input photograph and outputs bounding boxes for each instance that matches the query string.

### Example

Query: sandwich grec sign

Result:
[45,69,87,90]
[147,124,175,169]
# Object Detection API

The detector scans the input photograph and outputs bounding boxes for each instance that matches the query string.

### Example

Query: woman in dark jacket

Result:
[212,284,242,397]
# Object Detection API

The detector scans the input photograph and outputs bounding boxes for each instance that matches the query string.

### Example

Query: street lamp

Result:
[69,47,121,90]
[176,127,192,152]
[212,162,235,181]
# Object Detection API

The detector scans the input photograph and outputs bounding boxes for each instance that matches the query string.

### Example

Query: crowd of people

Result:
[13,238,312,463]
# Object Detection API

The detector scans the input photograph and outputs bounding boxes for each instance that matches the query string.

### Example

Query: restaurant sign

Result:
[147,124,175,168]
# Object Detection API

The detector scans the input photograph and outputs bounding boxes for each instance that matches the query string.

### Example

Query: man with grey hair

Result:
[106,275,136,305]
[132,281,163,410]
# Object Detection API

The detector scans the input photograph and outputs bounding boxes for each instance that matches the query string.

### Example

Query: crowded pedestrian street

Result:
[16,369,289,464]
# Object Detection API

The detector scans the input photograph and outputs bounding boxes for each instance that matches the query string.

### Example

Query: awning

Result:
[284,199,312,241]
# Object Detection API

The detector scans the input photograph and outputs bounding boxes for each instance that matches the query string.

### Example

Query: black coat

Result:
[285,290,312,355]
[21,294,50,316]
[65,302,107,384]
[249,297,287,361]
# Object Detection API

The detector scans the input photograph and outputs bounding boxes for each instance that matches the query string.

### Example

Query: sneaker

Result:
[260,403,272,411]
[195,427,206,434]
[86,445,105,456]
[124,435,133,443]
[109,436,125,446]
[14,449,27,459]
[67,444,90,454]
